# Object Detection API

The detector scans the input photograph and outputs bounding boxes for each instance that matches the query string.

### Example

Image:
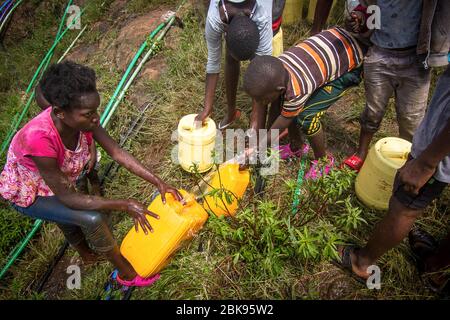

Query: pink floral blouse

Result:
[0,108,93,207]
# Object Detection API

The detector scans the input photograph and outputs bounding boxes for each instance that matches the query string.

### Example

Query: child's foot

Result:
[277,143,310,160]
[305,155,335,180]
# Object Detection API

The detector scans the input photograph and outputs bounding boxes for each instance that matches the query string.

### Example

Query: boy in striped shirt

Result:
[243,26,367,178]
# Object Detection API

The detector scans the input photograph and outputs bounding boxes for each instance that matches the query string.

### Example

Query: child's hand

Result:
[126,199,159,235]
[345,11,365,33]
[194,112,208,129]
[156,182,185,204]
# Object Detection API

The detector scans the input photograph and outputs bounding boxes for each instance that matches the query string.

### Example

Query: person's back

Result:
[278,26,364,117]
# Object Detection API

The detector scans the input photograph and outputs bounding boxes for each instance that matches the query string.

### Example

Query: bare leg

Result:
[343,196,422,279]
[222,50,240,126]
[307,128,327,159]
[355,128,375,161]
[104,246,137,280]
[310,0,334,35]
[288,121,304,152]
[72,240,100,264]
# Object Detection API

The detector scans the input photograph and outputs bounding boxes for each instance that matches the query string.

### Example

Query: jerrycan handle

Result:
[165,192,196,214]
[181,116,208,131]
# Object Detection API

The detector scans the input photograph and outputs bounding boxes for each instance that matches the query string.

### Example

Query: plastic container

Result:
[272,27,284,57]
[197,163,250,217]
[120,190,208,277]
[355,137,412,210]
[282,0,303,25]
[178,114,217,173]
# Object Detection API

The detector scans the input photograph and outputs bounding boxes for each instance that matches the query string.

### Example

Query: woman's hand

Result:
[157,182,184,204]
[126,199,159,235]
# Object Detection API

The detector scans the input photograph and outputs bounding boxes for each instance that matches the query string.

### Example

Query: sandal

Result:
[332,245,367,285]
[342,154,364,172]
[305,155,335,180]
[408,228,438,273]
[277,143,310,160]
[408,228,450,294]
[218,109,241,130]
[116,272,160,287]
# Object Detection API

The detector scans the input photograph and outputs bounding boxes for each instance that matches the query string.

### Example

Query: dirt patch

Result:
[40,254,80,299]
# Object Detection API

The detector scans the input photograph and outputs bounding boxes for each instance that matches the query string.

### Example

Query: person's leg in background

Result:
[353,49,395,167]
[310,0,334,35]
[394,62,431,141]
[338,171,448,280]
[221,49,241,128]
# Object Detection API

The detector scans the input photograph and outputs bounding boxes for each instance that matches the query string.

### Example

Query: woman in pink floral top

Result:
[0,61,182,287]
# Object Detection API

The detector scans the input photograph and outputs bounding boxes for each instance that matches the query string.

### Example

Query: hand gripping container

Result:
[355,137,411,210]
[177,114,217,173]
[120,190,208,277]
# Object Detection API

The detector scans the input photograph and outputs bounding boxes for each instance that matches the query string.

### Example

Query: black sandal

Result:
[408,228,438,274]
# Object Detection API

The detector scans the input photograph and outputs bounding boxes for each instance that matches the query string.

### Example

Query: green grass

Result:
[0,0,449,300]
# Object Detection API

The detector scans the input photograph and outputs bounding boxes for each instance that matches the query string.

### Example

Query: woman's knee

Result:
[82,211,110,231]
[81,211,116,253]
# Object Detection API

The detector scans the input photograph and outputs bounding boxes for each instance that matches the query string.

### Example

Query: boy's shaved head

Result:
[226,14,260,61]
[243,55,286,99]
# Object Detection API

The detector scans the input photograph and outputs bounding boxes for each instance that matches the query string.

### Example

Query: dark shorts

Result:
[295,66,363,136]
[392,173,448,210]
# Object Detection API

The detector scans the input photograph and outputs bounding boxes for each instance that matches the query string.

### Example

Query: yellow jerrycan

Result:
[120,190,208,277]
[355,137,411,211]
[272,27,284,57]
[282,0,303,25]
[178,114,217,173]
[195,162,250,217]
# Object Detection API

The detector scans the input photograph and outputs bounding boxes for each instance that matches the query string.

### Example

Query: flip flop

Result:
[116,272,161,287]
[408,228,449,294]
[331,245,367,285]
[342,154,364,172]
[277,143,310,160]
[408,228,438,270]
[218,109,241,130]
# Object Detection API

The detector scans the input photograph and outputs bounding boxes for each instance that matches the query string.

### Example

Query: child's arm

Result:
[35,84,51,110]
[195,73,220,124]
[92,125,183,203]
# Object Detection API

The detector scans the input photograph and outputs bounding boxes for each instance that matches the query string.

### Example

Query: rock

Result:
[66,43,98,63]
